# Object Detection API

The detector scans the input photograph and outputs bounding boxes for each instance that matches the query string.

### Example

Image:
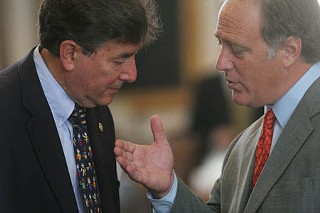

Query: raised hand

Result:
[114,115,174,198]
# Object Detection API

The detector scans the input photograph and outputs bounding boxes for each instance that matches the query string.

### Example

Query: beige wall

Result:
[0,0,38,68]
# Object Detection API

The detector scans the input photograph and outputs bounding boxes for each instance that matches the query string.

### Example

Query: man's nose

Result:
[119,57,137,83]
[216,46,233,72]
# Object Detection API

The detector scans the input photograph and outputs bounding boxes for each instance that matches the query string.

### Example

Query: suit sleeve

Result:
[170,130,245,213]
[170,178,220,213]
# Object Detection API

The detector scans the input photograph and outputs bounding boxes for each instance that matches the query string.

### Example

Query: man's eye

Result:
[113,59,125,65]
[232,47,246,57]
[233,49,244,55]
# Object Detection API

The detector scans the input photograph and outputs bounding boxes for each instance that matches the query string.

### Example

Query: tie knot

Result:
[69,104,87,126]
[263,109,275,129]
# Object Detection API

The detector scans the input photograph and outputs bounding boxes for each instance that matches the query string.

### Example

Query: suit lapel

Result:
[218,118,263,212]
[244,79,320,213]
[234,120,262,213]
[86,107,120,213]
[19,50,78,212]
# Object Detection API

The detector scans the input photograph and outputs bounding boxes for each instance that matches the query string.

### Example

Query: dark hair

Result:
[259,0,320,63]
[38,0,162,56]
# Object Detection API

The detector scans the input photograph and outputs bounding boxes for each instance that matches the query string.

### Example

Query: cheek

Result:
[249,65,278,101]
[95,62,119,81]
[241,60,267,88]
[79,60,120,92]
[79,71,95,90]
[74,60,96,85]
[86,72,116,91]
[235,63,252,90]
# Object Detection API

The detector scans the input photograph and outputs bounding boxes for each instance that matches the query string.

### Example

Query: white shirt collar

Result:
[33,46,75,126]
[267,62,320,128]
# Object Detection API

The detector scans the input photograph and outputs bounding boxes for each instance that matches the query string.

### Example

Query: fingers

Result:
[116,156,141,182]
[115,139,135,152]
[114,140,143,183]
[150,115,168,144]
[114,139,134,168]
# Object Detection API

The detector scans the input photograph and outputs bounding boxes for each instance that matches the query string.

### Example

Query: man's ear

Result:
[282,36,302,67]
[59,40,80,71]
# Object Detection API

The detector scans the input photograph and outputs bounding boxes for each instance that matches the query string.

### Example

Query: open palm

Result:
[114,115,174,198]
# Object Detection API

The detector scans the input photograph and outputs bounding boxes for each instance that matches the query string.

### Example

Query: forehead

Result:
[215,0,262,44]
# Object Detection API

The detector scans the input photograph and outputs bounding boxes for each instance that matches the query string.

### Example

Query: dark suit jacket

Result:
[0,48,120,213]
[171,76,320,212]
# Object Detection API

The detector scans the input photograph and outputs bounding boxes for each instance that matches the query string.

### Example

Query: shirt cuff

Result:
[146,172,178,213]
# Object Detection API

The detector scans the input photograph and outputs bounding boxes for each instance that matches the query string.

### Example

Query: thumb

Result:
[150,115,168,144]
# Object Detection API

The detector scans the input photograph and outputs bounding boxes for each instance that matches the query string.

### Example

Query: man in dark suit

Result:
[0,0,161,212]
[114,0,320,212]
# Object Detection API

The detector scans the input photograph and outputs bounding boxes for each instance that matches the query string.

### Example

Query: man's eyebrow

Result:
[215,33,229,44]
[214,35,243,48]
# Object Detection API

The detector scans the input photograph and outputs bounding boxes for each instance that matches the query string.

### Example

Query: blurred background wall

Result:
[0,0,262,212]
[0,0,39,67]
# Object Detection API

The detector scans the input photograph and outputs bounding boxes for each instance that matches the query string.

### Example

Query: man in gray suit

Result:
[114,0,320,212]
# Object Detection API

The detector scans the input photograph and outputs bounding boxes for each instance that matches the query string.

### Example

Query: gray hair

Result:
[259,0,320,63]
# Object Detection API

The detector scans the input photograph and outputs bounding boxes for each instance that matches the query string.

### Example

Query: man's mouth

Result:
[226,79,240,88]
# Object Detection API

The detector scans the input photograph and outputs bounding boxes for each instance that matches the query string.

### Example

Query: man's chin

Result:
[79,97,113,108]
[232,94,250,107]
[96,96,114,107]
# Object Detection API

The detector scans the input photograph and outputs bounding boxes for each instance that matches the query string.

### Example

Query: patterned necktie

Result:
[69,104,102,213]
[252,109,276,189]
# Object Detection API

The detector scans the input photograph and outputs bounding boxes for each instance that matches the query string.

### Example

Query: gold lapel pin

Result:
[98,122,104,132]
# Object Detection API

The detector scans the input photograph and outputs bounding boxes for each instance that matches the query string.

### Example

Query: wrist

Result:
[151,170,174,199]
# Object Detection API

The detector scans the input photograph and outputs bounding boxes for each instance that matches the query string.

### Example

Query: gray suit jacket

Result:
[171,77,320,213]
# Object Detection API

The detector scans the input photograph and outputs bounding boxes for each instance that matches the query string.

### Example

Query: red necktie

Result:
[252,109,276,189]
